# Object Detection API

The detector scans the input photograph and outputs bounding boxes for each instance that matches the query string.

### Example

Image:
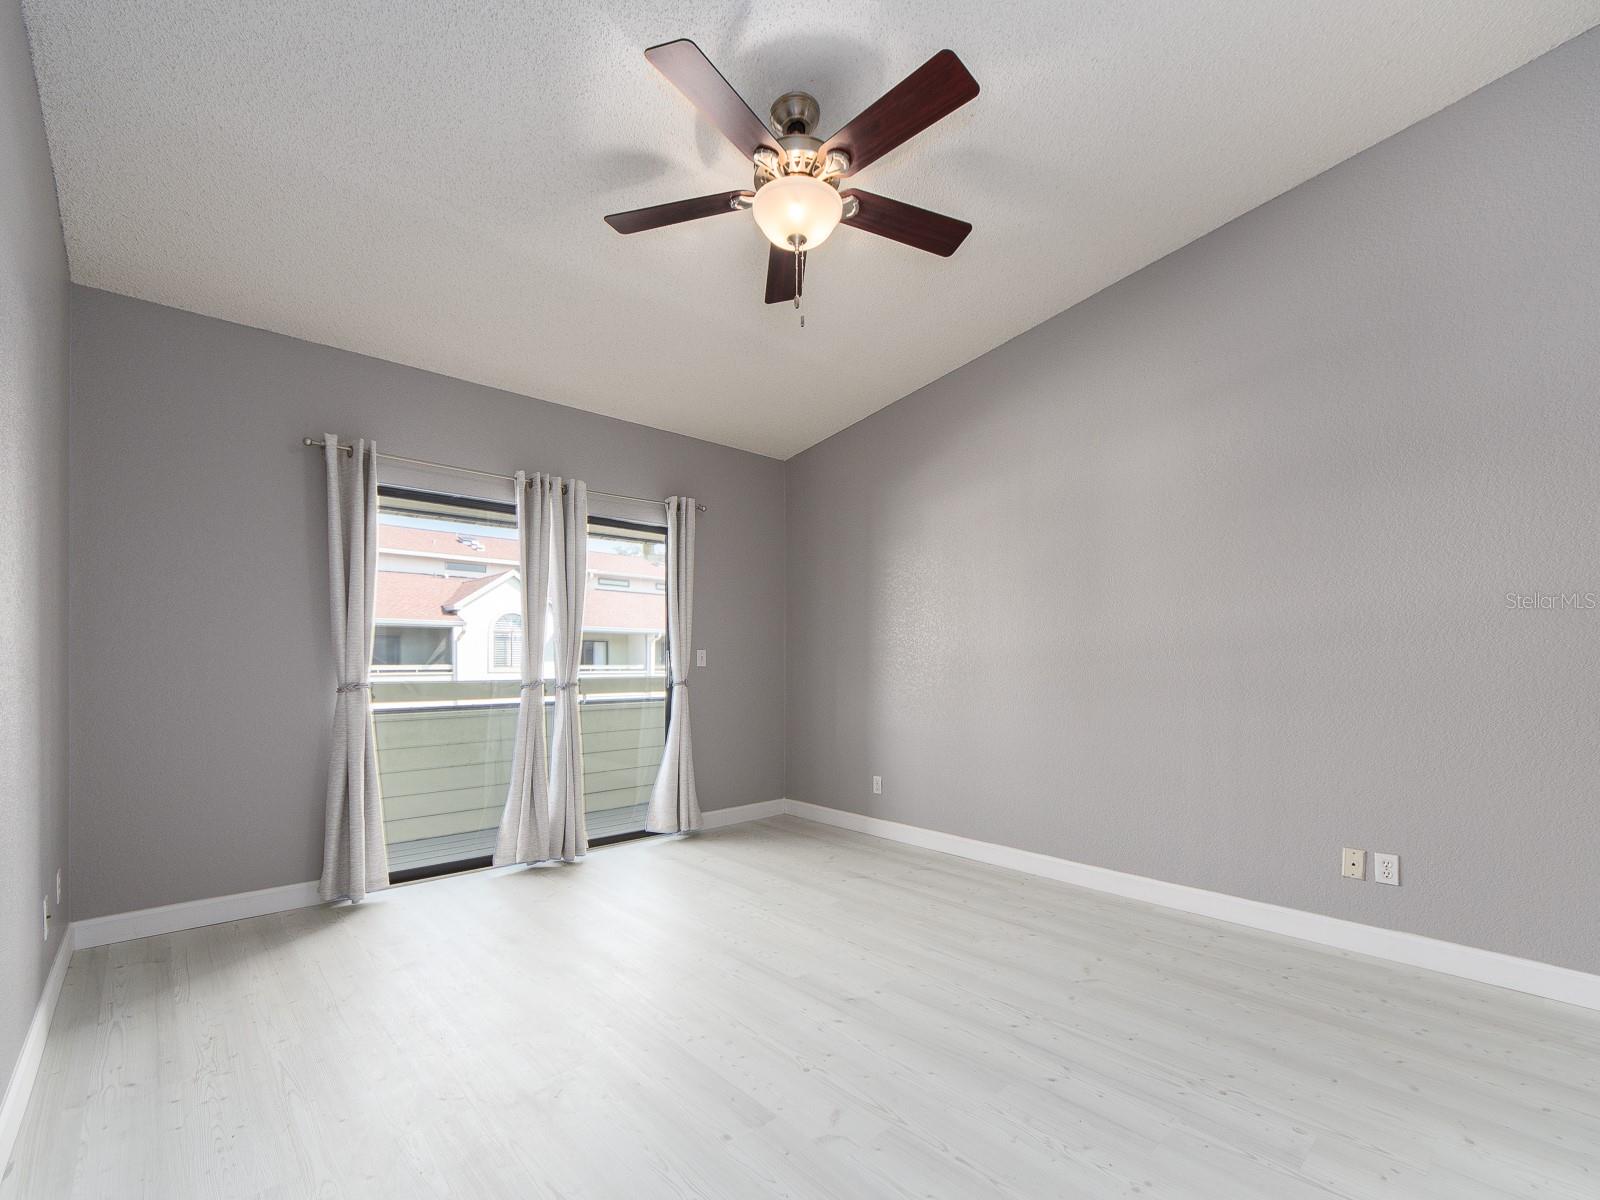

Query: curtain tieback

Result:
[671,678,689,689]
[519,680,546,693]
[553,681,578,692]
[335,682,369,694]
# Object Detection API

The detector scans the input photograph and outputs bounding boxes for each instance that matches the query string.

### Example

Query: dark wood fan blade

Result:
[840,190,971,256]
[765,242,800,304]
[604,191,752,235]
[819,50,978,177]
[644,39,781,158]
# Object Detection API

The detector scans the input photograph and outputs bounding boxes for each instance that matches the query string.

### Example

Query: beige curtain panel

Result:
[647,496,700,834]
[318,434,389,902]
[493,471,557,866]
[547,478,589,861]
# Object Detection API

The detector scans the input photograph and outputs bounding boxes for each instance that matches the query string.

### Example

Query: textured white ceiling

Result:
[23,2,1600,458]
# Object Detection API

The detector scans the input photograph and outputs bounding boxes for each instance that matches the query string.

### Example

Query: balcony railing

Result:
[372,672,667,875]
[371,662,453,677]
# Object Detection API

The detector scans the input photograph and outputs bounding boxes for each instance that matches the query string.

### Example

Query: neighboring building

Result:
[583,549,670,675]
[372,521,666,682]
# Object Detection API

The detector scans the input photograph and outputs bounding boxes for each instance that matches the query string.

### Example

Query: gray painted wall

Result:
[0,0,69,1109]
[786,30,1600,974]
[67,287,786,919]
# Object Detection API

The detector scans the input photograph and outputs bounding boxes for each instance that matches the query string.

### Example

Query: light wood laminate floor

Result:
[6,817,1598,1199]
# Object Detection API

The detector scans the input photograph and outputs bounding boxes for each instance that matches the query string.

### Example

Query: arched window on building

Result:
[491,612,522,672]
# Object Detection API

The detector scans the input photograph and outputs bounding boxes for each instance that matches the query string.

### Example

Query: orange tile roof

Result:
[373,570,513,623]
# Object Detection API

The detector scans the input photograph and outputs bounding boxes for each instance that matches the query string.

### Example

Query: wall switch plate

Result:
[1373,852,1400,885]
[1342,848,1366,880]
[56,868,62,904]
[872,776,882,795]
[43,898,51,941]
[695,648,706,667]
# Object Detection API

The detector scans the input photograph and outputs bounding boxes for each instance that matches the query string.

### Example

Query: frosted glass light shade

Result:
[752,175,843,251]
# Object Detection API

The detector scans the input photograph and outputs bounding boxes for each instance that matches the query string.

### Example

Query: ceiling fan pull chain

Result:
[795,247,806,328]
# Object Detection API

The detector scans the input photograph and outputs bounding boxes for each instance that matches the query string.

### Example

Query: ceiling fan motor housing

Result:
[752,92,849,191]
[770,91,820,136]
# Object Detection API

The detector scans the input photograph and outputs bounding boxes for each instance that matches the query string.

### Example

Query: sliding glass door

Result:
[579,518,669,843]
[369,486,524,880]
[367,490,670,878]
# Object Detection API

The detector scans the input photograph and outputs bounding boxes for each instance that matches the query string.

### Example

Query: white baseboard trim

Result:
[72,880,323,950]
[67,800,793,949]
[1,930,74,1175]
[700,798,787,829]
[60,797,1590,1010]
[782,800,1600,1012]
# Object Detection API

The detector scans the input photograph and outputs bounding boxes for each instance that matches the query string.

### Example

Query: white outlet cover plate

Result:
[1373,852,1400,885]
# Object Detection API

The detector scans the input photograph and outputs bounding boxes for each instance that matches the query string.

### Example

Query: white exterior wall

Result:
[453,574,523,683]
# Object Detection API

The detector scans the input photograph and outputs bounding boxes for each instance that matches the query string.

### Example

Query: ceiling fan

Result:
[604,40,979,312]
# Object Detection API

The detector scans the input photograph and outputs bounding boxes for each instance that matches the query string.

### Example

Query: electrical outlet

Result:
[695,648,706,667]
[872,776,882,795]
[1342,847,1366,880]
[1373,852,1400,886]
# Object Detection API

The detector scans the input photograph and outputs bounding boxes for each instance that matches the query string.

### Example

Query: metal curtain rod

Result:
[301,438,706,511]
